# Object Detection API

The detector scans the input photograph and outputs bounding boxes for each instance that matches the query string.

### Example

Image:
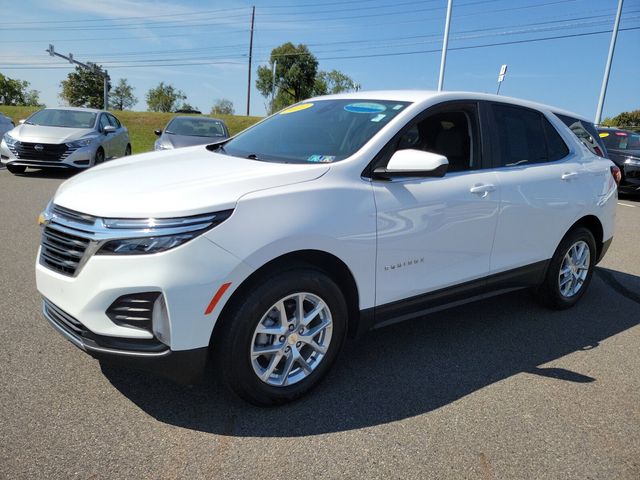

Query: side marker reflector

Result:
[204,282,232,315]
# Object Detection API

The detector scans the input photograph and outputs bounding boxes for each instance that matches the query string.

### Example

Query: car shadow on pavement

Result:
[14,169,78,179]
[101,267,640,437]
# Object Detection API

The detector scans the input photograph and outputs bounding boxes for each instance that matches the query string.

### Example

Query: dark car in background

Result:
[598,127,640,194]
[154,116,229,151]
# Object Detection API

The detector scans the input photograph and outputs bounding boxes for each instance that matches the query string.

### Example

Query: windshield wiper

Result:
[246,153,262,160]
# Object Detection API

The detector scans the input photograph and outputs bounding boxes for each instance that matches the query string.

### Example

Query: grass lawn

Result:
[0,105,262,154]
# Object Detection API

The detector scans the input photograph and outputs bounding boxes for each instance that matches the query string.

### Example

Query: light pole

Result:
[595,0,624,124]
[47,44,110,109]
[437,0,453,91]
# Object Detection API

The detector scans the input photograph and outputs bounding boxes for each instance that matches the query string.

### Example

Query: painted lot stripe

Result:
[617,202,637,208]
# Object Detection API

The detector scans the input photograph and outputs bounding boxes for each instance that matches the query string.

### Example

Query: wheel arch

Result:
[567,214,604,260]
[211,249,362,347]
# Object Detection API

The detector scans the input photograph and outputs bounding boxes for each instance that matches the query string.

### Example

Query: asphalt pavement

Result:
[1,168,638,479]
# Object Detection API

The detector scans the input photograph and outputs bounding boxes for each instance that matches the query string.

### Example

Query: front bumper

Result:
[43,298,208,384]
[0,139,95,169]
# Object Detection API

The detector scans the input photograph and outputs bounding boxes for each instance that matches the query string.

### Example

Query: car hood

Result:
[10,124,94,143]
[162,133,226,149]
[54,146,331,217]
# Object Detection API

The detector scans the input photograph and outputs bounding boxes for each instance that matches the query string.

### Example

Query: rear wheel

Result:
[124,144,131,156]
[534,227,596,309]
[216,269,348,406]
[6,164,26,174]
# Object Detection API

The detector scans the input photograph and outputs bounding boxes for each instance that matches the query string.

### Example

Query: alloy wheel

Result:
[558,240,590,298]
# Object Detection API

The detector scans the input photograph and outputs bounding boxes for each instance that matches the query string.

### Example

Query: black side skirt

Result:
[358,260,549,334]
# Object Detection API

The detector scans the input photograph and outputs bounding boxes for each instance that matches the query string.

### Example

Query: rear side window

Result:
[491,103,568,167]
[555,113,606,157]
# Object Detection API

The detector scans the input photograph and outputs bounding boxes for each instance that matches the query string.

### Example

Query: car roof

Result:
[305,90,593,124]
[41,107,104,113]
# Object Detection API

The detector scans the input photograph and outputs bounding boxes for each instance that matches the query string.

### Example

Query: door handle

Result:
[469,184,496,197]
[561,172,579,181]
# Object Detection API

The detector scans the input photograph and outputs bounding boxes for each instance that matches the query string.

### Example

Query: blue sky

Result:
[1,0,638,120]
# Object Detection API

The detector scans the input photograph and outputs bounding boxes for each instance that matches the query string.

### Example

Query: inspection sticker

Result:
[371,113,386,122]
[308,155,336,163]
[280,103,314,115]
[344,102,387,114]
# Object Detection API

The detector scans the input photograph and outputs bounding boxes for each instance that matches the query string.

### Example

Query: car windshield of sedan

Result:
[601,131,640,151]
[217,99,411,163]
[165,118,226,137]
[25,109,97,129]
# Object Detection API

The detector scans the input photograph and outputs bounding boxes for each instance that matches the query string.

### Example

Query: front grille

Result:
[43,299,87,339]
[106,292,160,331]
[40,226,91,276]
[9,141,76,162]
[52,204,96,225]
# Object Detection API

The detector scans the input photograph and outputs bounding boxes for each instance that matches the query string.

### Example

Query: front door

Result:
[372,102,500,308]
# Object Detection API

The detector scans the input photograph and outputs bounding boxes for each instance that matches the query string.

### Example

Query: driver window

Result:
[396,107,479,172]
[99,114,110,132]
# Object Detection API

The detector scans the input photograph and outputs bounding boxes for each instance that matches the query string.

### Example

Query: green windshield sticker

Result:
[308,155,336,163]
[344,102,387,114]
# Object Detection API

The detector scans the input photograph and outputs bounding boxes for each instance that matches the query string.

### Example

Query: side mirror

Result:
[373,149,449,179]
[19,119,25,124]
[103,125,116,134]
[154,129,162,136]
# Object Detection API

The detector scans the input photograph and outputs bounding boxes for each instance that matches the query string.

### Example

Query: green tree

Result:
[146,82,186,112]
[60,66,107,109]
[256,43,319,113]
[111,78,137,111]
[0,73,42,106]
[211,98,234,115]
[314,70,360,96]
[601,109,640,130]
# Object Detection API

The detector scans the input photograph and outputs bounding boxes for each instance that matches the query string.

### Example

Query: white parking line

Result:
[618,202,637,208]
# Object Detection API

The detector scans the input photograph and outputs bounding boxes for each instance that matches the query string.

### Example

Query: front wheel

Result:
[124,144,131,156]
[216,269,348,406]
[94,148,105,166]
[534,227,596,309]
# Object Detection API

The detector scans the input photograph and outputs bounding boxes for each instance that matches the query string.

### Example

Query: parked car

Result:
[154,116,229,150]
[1,107,130,174]
[597,127,640,194]
[36,91,618,406]
[0,113,14,139]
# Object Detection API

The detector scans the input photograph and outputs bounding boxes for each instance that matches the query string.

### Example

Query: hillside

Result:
[0,106,262,154]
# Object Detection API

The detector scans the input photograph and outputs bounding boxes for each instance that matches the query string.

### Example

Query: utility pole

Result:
[246,6,255,116]
[437,0,453,91]
[595,0,624,124]
[271,59,277,113]
[47,44,110,109]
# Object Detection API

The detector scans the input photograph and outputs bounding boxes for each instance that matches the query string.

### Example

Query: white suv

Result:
[36,91,618,405]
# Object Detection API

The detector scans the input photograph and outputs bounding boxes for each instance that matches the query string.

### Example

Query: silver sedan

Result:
[0,107,131,174]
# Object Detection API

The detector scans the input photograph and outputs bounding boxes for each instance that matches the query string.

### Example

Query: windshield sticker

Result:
[280,103,314,115]
[392,104,405,110]
[371,113,386,123]
[344,102,387,114]
[599,132,609,138]
[307,155,335,163]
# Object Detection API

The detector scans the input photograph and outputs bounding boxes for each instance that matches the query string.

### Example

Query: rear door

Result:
[485,102,583,274]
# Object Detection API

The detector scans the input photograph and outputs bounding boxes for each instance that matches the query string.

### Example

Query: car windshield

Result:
[26,109,96,128]
[165,117,226,137]
[218,99,411,163]
[600,130,640,151]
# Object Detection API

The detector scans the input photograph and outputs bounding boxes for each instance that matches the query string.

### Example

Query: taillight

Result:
[610,165,622,185]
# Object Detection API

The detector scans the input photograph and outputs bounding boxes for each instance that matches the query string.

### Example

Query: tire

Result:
[6,164,26,174]
[534,227,596,310]
[216,269,348,406]
[124,144,131,156]
[94,148,105,166]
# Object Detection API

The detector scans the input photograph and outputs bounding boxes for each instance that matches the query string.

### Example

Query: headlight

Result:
[154,140,171,151]
[624,157,640,166]
[3,133,17,146]
[96,210,233,255]
[67,136,98,148]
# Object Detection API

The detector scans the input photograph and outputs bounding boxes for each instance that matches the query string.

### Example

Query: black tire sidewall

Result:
[542,227,596,309]
[6,164,26,174]
[218,269,348,405]
[94,148,105,165]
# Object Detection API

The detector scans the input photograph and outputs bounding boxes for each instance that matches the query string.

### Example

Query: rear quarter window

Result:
[555,113,606,157]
